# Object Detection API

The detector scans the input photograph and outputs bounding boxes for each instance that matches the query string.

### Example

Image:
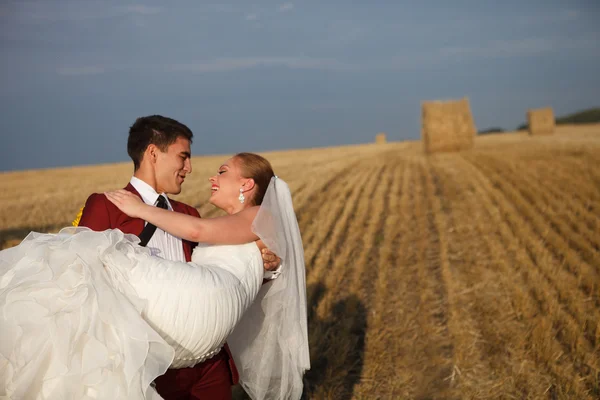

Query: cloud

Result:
[278,3,294,12]
[6,1,162,22]
[563,10,580,20]
[245,13,259,21]
[208,4,241,13]
[321,20,366,48]
[439,36,597,61]
[57,66,105,76]
[120,5,162,16]
[54,57,354,77]
[169,57,347,73]
[309,103,346,111]
[516,9,579,25]
[441,38,553,58]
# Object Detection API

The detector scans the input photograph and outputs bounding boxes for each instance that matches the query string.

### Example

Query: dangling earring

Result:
[238,188,245,204]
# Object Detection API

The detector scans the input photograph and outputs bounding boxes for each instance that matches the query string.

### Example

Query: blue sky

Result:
[1,1,599,171]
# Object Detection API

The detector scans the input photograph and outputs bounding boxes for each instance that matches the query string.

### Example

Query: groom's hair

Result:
[128,115,194,170]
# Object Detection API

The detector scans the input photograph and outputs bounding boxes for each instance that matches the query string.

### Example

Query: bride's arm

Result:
[105,190,259,245]
[140,205,259,245]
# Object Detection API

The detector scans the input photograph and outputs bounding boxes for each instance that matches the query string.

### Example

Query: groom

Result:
[78,115,280,399]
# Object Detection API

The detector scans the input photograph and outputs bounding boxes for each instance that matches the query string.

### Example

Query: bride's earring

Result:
[238,188,245,204]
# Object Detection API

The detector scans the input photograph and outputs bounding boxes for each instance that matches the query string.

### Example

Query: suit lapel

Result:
[114,184,145,236]
[125,183,143,198]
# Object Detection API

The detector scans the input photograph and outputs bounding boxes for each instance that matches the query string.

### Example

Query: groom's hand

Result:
[262,248,281,271]
[256,239,281,271]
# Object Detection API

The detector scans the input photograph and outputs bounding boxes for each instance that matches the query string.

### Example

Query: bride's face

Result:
[208,157,247,210]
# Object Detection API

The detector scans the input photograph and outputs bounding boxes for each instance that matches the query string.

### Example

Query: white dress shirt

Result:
[130,176,186,262]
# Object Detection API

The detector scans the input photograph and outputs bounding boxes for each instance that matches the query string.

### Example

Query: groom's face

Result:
[155,136,192,195]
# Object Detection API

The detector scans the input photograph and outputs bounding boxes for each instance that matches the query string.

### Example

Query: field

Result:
[1,124,600,399]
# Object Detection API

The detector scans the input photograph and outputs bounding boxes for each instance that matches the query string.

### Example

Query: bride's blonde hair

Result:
[234,153,275,206]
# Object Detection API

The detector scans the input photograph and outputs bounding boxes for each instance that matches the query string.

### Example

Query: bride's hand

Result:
[104,190,146,218]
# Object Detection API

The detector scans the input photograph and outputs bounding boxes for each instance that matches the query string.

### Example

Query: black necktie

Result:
[138,195,168,247]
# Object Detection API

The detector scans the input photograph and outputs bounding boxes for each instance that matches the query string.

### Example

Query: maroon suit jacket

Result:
[79,184,199,261]
[78,183,240,385]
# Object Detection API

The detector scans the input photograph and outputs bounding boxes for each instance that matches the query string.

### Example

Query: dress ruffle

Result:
[0,228,174,400]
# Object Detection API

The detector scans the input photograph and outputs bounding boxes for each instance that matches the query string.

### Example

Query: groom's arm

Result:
[178,204,277,278]
[180,202,281,281]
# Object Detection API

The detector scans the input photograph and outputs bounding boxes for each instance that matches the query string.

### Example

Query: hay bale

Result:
[421,97,477,153]
[527,107,555,135]
[375,132,387,144]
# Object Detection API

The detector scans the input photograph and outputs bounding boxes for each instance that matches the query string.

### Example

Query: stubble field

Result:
[1,124,600,399]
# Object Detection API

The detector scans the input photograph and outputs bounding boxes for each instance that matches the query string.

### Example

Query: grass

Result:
[2,124,600,399]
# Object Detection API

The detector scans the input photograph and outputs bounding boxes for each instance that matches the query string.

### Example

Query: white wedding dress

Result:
[0,176,310,400]
[0,227,263,399]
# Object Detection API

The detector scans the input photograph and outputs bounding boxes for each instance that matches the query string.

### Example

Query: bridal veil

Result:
[228,176,310,400]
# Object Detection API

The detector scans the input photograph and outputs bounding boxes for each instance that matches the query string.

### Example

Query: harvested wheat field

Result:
[1,124,600,399]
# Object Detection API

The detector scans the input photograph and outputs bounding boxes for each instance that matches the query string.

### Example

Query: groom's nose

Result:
[183,158,192,174]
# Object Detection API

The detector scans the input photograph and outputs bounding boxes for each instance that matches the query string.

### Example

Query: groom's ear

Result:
[146,144,159,164]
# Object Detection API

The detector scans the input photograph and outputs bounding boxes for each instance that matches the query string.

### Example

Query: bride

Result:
[0,153,310,400]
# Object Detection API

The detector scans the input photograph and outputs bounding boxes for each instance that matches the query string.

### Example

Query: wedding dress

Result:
[0,177,310,400]
[0,227,263,399]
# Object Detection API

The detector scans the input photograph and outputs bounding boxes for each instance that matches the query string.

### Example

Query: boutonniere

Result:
[72,207,84,227]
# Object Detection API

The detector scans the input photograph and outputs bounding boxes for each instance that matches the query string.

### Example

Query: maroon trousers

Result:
[154,349,234,400]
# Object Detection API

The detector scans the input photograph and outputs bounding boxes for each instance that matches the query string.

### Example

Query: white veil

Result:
[227,176,310,400]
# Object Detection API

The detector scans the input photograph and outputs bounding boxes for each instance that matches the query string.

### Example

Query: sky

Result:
[1,1,599,172]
